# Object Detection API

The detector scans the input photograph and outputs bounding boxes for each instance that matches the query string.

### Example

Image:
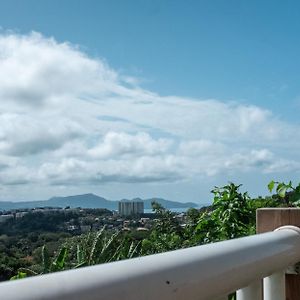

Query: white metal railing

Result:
[1,226,300,300]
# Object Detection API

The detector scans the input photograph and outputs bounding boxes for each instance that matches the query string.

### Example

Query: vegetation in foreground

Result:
[3,180,300,298]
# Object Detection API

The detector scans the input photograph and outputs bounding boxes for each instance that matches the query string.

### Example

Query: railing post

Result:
[264,270,285,300]
[257,208,300,300]
[236,280,262,300]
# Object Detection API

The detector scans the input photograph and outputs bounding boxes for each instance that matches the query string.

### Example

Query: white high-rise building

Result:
[118,201,144,216]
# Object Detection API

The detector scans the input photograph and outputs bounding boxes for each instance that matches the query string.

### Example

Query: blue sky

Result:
[0,1,299,203]
[2,0,300,118]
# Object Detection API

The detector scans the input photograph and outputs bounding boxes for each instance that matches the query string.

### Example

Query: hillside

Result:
[0,194,198,211]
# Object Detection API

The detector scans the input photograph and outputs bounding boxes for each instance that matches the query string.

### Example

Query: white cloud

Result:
[224,149,274,170]
[0,31,300,199]
[178,139,225,156]
[0,32,119,107]
[38,155,183,185]
[0,113,84,156]
[88,132,172,159]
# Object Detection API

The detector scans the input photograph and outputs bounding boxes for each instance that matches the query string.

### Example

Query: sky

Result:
[0,0,300,204]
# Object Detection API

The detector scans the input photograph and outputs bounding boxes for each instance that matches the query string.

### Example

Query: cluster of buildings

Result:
[0,201,148,233]
[0,211,29,223]
[0,201,192,233]
[0,207,79,223]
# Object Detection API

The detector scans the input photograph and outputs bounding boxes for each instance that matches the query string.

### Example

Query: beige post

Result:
[257,208,300,300]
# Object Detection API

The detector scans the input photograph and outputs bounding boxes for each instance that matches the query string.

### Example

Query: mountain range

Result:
[0,193,198,211]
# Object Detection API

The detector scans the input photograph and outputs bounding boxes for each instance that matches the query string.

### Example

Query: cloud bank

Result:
[0,31,299,199]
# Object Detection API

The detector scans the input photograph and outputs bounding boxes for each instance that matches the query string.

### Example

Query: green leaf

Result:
[10,271,27,280]
[128,241,141,259]
[277,186,287,198]
[51,247,67,271]
[76,244,84,265]
[268,180,275,193]
[42,245,51,273]
[88,226,106,265]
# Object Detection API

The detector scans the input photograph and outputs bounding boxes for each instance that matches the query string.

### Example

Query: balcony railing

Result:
[1,225,300,300]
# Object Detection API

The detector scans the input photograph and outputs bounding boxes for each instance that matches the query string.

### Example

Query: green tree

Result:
[268,180,300,206]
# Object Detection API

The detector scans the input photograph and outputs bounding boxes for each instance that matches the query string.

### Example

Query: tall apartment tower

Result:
[118,201,144,216]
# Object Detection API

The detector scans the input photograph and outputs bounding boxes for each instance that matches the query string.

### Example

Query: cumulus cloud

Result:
[88,132,172,159]
[0,31,299,196]
[0,113,84,156]
[0,32,120,107]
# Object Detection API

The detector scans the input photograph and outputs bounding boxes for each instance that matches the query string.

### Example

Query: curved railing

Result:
[0,226,300,300]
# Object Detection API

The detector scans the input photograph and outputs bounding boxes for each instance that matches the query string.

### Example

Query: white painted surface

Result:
[264,270,286,300]
[237,280,262,300]
[1,228,300,300]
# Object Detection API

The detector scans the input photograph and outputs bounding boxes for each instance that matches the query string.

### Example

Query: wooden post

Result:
[257,208,300,300]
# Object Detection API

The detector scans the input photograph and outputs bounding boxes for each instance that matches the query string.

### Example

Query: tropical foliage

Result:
[5,179,300,300]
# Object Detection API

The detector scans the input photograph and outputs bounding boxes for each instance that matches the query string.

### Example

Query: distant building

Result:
[15,212,29,219]
[118,201,144,216]
[80,225,91,233]
[0,214,14,223]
